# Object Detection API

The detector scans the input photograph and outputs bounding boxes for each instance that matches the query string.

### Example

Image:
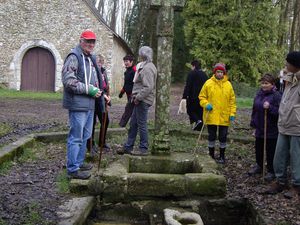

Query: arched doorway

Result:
[21,47,55,92]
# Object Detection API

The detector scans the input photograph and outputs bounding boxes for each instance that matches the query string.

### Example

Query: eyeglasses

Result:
[83,39,96,44]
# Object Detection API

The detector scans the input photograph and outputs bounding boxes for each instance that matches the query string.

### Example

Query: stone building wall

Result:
[111,36,127,93]
[0,0,128,93]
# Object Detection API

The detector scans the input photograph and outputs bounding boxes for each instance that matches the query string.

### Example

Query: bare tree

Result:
[120,0,133,37]
[277,0,291,48]
[289,0,300,51]
[94,0,105,18]
[108,0,118,31]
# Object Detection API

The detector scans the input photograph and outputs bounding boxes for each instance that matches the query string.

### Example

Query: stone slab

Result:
[185,173,226,197]
[0,134,35,165]
[127,173,186,197]
[57,196,95,225]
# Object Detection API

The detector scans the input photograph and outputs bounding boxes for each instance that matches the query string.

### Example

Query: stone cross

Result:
[150,0,185,155]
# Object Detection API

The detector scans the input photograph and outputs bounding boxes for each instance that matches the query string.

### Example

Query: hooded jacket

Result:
[199,75,236,126]
[278,70,300,135]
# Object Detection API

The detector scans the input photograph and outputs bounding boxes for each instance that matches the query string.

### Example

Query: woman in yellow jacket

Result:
[199,63,236,164]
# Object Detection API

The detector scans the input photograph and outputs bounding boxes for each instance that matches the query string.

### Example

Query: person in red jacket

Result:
[119,54,136,127]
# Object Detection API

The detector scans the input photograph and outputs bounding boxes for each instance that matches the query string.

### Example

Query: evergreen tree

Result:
[183,0,285,84]
[172,12,191,83]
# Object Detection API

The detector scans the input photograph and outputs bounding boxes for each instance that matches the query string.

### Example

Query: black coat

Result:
[183,69,208,100]
[122,66,135,95]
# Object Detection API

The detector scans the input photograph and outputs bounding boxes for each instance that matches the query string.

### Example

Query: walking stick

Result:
[97,102,108,172]
[262,109,267,183]
[88,134,93,154]
[193,110,210,154]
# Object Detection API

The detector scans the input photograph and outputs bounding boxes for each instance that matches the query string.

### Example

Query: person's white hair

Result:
[139,46,153,63]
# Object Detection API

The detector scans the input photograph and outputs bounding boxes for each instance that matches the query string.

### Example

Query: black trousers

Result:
[87,110,109,150]
[255,137,277,173]
[119,95,134,127]
[207,125,228,148]
[186,99,203,124]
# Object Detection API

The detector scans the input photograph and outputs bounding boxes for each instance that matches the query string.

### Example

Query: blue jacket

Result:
[250,88,281,139]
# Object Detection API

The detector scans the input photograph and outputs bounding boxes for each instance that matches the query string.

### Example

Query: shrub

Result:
[232,81,258,98]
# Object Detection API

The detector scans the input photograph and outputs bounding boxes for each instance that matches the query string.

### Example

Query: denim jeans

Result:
[124,101,150,152]
[274,133,300,186]
[67,110,94,173]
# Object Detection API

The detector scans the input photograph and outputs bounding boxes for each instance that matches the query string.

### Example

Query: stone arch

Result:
[9,40,63,91]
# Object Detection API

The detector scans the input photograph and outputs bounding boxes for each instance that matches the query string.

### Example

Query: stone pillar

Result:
[150,0,185,155]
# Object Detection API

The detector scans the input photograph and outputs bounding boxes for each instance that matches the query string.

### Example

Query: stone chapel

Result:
[0,0,132,93]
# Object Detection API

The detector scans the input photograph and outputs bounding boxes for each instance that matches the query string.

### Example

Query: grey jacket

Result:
[278,70,300,136]
[62,45,104,111]
[132,61,157,106]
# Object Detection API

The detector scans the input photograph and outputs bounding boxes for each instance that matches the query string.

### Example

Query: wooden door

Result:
[21,47,55,92]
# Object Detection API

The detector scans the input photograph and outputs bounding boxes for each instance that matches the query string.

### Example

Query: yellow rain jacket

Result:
[199,75,236,126]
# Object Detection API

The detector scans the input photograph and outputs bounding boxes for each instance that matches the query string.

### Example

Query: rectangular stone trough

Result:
[101,153,226,202]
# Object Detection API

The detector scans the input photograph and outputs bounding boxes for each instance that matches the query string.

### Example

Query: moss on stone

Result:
[128,173,186,197]
[185,173,226,197]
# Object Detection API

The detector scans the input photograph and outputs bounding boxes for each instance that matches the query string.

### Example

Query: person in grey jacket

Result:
[118,46,157,155]
[62,30,103,179]
[266,51,300,200]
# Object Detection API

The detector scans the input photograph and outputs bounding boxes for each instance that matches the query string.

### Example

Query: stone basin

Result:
[71,152,226,203]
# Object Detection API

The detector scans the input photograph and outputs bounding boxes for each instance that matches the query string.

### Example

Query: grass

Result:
[0,161,14,175]
[236,97,253,109]
[18,146,38,163]
[0,88,62,100]
[0,143,41,175]
[24,202,49,225]
[0,88,125,102]
[56,171,70,193]
[0,219,8,225]
[0,87,252,108]
[0,123,12,137]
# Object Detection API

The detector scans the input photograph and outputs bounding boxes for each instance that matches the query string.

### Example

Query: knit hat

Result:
[286,51,300,68]
[213,63,226,74]
[80,30,96,40]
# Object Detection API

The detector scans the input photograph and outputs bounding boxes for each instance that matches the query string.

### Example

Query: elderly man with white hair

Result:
[118,46,157,156]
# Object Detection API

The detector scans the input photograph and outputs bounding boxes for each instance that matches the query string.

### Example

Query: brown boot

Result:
[284,185,300,199]
[265,182,287,195]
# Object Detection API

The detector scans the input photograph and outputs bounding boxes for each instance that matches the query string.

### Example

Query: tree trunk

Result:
[277,0,290,48]
[289,0,299,51]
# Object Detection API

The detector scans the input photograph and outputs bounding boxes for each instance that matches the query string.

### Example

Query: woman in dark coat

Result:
[182,60,208,130]
[249,73,282,181]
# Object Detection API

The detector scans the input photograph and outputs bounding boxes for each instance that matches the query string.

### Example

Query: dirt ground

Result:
[0,86,300,225]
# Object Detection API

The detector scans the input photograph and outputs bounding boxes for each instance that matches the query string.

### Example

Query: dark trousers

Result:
[119,95,134,127]
[255,137,277,173]
[87,110,109,150]
[207,125,228,148]
[186,99,203,124]
[124,101,150,151]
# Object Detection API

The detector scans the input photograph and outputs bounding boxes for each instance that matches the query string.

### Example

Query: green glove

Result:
[88,85,99,97]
